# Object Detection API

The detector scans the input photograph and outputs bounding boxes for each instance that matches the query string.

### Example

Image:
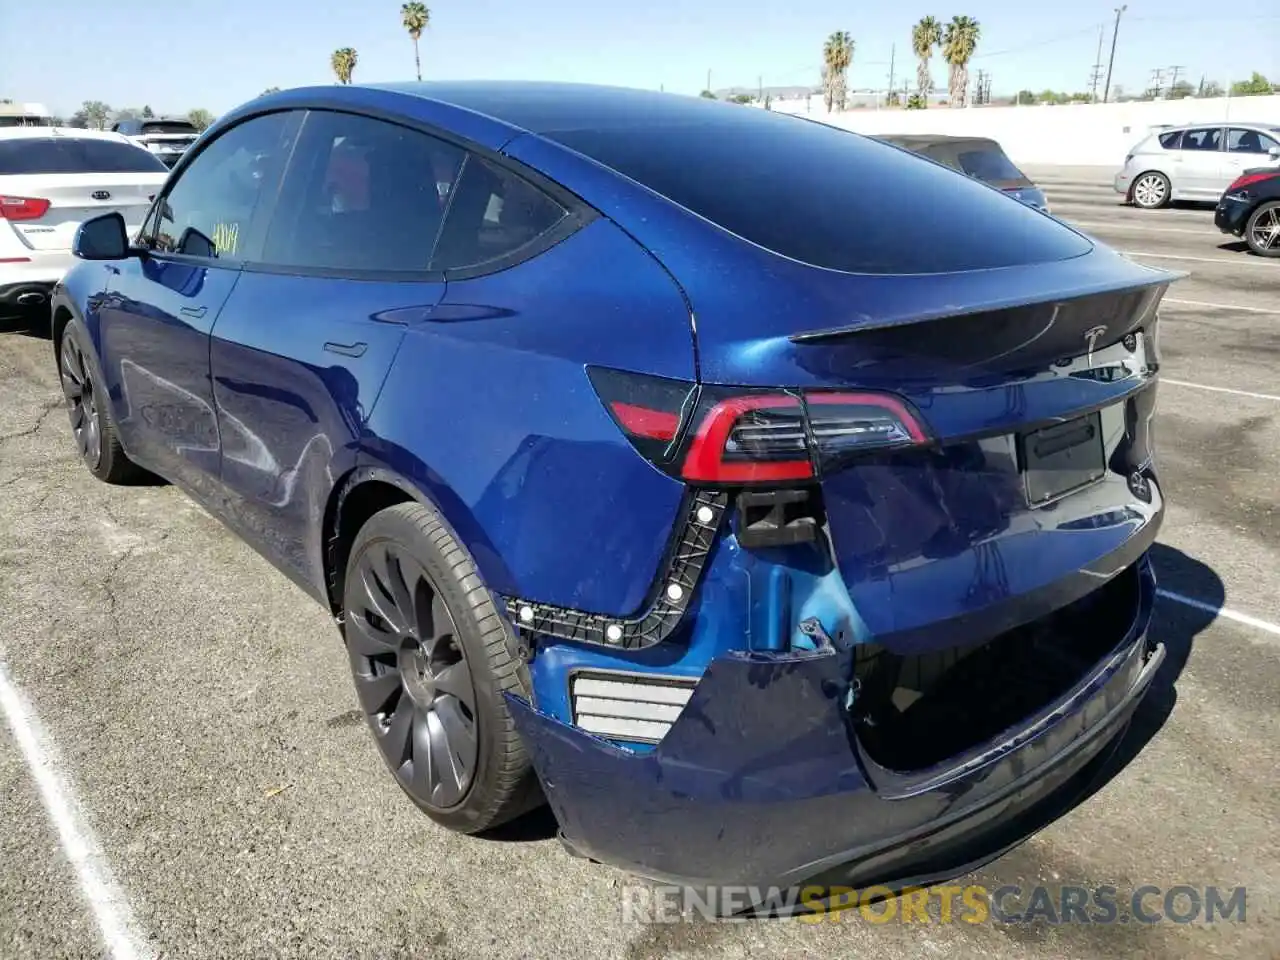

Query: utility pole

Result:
[887,43,896,106]
[1149,67,1166,98]
[1102,4,1126,103]
[758,75,763,101]
[706,68,711,94]
[1089,24,1106,102]
[1167,65,1184,95]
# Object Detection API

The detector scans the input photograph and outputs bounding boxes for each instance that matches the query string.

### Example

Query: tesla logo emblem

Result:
[92,190,111,200]
[1084,325,1108,363]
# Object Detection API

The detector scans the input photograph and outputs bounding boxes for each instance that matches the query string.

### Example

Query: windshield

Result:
[0,138,168,174]
[140,121,198,136]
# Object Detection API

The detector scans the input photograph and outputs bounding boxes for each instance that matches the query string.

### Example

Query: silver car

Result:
[1114,122,1280,209]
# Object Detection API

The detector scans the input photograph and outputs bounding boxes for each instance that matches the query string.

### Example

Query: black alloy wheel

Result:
[342,502,539,832]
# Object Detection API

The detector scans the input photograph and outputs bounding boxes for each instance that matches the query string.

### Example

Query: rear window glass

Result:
[140,121,198,135]
[547,114,1090,274]
[0,138,168,174]
[956,147,1026,183]
[1158,130,1183,149]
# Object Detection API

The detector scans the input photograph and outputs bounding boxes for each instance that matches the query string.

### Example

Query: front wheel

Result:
[1131,172,1171,209]
[342,501,540,833]
[1244,201,1280,257]
[58,323,146,484]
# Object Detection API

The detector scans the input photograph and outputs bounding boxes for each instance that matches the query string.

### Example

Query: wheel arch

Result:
[320,462,515,622]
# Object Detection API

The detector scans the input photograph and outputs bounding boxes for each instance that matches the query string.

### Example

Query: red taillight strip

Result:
[610,401,680,441]
[805,391,930,443]
[681,394,813,482]
[1228,172,1279,192]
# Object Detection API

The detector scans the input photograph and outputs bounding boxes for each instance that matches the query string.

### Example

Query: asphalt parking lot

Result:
[1,166,1278,960]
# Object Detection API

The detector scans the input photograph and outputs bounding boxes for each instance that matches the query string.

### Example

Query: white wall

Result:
[768,95,1280,167]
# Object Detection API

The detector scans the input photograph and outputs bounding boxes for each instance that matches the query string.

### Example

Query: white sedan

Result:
[0,127,169,318]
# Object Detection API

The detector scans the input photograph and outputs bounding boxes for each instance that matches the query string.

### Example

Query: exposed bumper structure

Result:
[508,555,1162,893]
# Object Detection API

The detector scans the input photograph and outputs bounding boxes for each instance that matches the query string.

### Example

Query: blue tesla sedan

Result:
[52,81,1178,896]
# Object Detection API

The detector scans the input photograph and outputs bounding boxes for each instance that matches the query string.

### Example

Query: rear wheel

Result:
[342,501,539,833]
[58,323,145,484]
[1244,201,1280,257]
[1131,172,1170,209]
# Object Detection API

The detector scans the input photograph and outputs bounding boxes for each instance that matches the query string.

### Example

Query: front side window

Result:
[147,111,298,259]
[1181,127,1222,151]
[430,156,568,272]
[1227,127,1279,154]
[259,110,467,273]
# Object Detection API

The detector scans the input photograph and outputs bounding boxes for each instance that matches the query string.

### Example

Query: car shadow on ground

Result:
[0,312,51,339]
[1217,240,1250,253]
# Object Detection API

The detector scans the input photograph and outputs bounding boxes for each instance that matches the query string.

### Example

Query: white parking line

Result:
[1158,589,1280,642]
[1122,251,1265,266]
[1164,298,1280,316]
[1068,220,1211,236]
[0,663,152,960]
[1161,378,1280,403]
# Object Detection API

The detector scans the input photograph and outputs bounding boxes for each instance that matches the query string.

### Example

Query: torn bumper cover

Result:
[506,559,1163,892]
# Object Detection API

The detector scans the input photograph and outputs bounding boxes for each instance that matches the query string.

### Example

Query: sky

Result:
[2,0,1277,117]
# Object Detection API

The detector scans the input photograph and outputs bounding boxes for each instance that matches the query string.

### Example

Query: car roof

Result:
[0,126,135,143]
[1163,121,1280,131]
[365,80,799,136]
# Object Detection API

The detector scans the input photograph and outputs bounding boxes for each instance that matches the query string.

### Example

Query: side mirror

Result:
[1269,146,1280,160]
[73,213,131,261]
[176,226,216,259]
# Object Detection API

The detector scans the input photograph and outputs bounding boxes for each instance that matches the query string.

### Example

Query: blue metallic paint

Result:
[52,82,1183,891]
[361,217,696,614]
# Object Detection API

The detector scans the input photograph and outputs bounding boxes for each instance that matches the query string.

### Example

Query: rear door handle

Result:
[323,341,368,358]
[179,305,208,319]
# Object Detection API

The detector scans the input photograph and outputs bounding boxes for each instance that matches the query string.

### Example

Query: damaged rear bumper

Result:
[506,557,1162,891]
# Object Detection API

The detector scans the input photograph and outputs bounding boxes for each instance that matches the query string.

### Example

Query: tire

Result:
[342,501,540,833]
[1244,200,1280,257]
[1130,171,1171,209]
[58,322,146,484]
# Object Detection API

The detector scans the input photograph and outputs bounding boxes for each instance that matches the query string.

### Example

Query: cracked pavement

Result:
[1,171,1279,959]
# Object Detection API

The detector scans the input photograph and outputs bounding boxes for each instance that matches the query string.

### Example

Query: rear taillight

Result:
[1226,171,1279,194]
[0,196,51,221]
[589,367,929,485]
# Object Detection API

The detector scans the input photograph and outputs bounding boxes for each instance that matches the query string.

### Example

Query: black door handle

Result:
[323,341,368,358]
[179,305,208,319]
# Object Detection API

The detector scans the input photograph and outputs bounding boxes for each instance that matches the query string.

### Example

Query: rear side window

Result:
[0,138,167,174]
[1158,130,1183,149]
[547,114,1089,274]
[431,157,568,272]
[260,110,466,273]
[1182,128,1222,151]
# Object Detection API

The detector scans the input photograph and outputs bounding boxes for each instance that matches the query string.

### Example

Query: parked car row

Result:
[1113,121,1280,257]
[0,126,169,317]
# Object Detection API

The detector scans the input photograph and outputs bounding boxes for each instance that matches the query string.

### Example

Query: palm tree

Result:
[331,47,358,85]
[942,16,981,107]
[401,3,430,81]
[822,31,854,112]
[911,17,942,103]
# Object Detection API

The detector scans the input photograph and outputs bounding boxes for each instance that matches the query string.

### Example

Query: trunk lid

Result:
[1,172,165,251]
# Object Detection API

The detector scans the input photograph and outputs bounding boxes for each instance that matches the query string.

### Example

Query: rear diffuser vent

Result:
[570,671,698,744]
